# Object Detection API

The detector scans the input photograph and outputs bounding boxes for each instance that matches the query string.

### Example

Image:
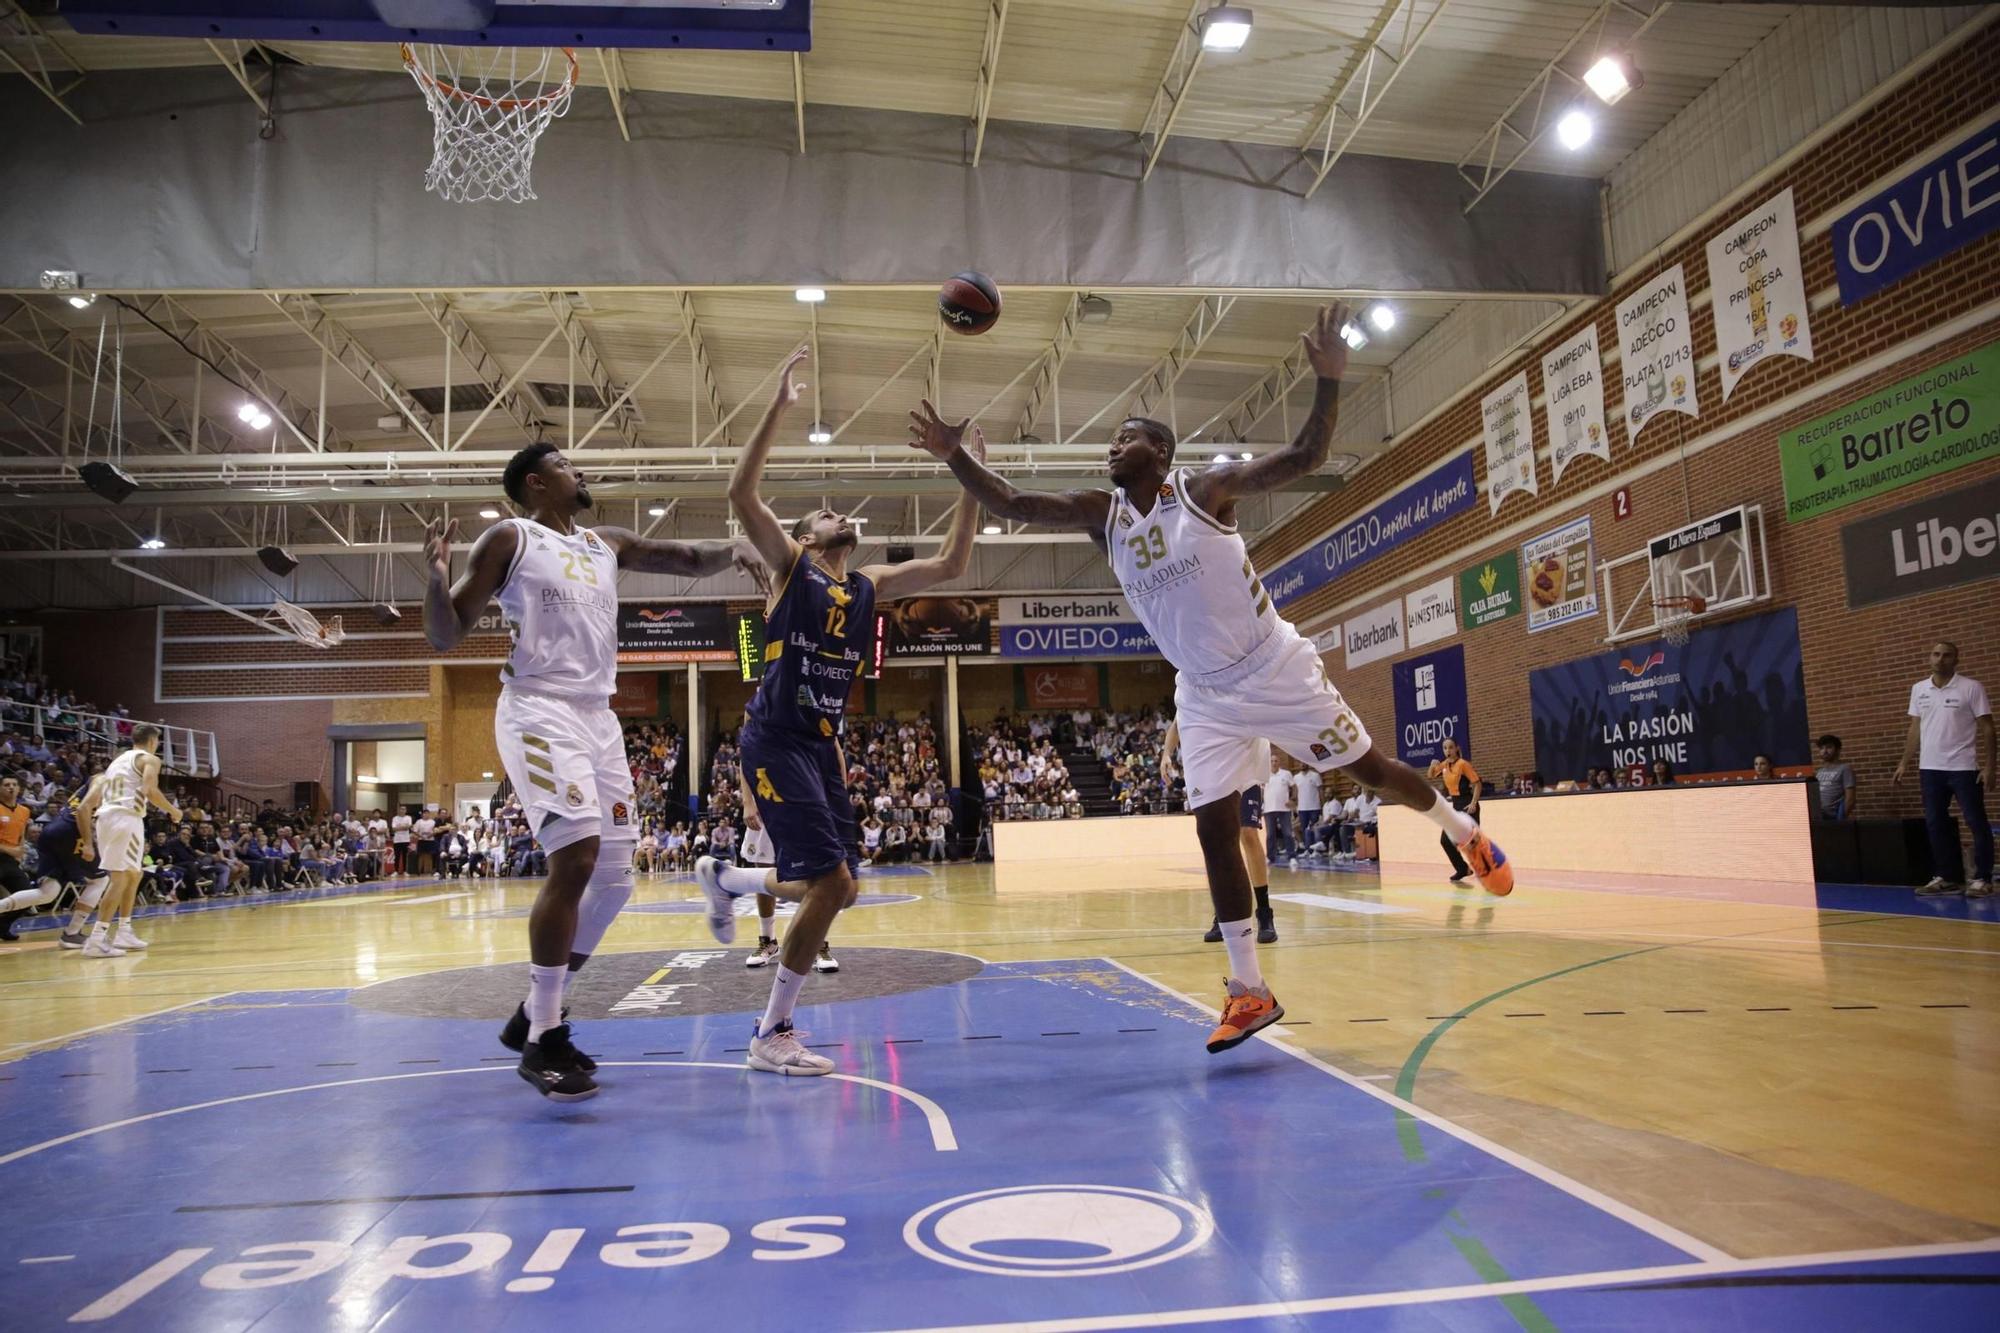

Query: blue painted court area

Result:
[1,958,1994,1331]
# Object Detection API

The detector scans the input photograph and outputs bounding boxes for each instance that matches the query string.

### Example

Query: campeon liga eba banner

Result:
[1541,322,1610,485]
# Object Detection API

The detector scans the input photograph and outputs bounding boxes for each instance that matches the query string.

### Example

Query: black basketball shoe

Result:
[1256,907,1278,945]
[1202,920,1223,943]
[499,1002,595,1072]
[518,1024,598,1102]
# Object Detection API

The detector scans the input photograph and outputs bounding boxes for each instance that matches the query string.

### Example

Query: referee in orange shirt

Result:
[1432,739,1482,884]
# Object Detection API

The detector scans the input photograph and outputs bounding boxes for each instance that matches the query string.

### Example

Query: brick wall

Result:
[1250,28,2000,818]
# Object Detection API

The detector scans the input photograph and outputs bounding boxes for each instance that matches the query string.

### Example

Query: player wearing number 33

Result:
[920,304,1514,1055]
[695,344,985,1078]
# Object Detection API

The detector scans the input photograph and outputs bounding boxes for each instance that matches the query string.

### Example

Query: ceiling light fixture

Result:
[1583,54,1640,105]
[1240,451,1253,461]
[237,403,261,423]
[478,507,501,519]
[981,524,1002,535]
[1077,295,1114,325]
[1339,321,1368,351]
[1198,4,1253,53]
[140,537,166,550]
[1557,108,1594,151]
[1212,452,1229,463]
[808,426,833,444]
[1367,303,1396,333]
[648,505,667,517]
[794,287,826,303]
[66,293,96,310]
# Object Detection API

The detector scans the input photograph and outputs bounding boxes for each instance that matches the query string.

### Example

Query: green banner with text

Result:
[1780,340,2000,521]
[1458,552,1522,629]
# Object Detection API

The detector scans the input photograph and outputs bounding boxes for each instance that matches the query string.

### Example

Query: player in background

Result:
[423,445,761,1102]
[698,345,980,1076]
[1163,721,1277,944]
[737,766,841,974]
[33,777,114,949]
[915,304,1511,1054]
[85,725,181,956]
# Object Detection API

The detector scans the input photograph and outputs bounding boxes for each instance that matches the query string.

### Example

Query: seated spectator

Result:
[861,815,884,865]
[663,823,689,872]
[883,821,908,865]
[926,816,949,863]
[1752,754,1775,780]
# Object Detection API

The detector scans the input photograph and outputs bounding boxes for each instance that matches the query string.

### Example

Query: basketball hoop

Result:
[1652,593,1707,646]
[267,598,346,649]
[401,44,578,203]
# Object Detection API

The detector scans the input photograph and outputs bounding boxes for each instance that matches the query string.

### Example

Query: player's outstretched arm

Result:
[866,427,987,600]
[907,401,1112,539]
[728,344,810,585]
[600,529,770,592]
[1189,303,1350,518]
[422,517,519,651]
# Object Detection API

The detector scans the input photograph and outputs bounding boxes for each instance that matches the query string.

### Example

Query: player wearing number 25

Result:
[916,305,1514,1058]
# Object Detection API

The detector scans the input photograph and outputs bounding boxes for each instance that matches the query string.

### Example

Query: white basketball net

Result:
[401,44,577,203]
[1655,599,1697,646]
[268,598,346,649]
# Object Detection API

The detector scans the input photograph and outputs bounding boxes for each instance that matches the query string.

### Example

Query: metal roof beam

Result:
[1301,0,1453,200]
[1457,0,1672,214]
[0,2,84,126]
[1062,294,1237,445]
[543,291,645,451]
[969,0,1010,167]
[1137,2,1211,183]
[678,292,731,447]
[126,295,340,455]
[791,51,806,153]
[411,293,549,447]
[1015,293,1081,442]
[598,48,632,142]
[204,38,272,124]
[266,293,441,450]
[0,299,206,456]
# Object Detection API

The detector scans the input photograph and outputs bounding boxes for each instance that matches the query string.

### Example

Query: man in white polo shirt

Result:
[1293,763,1322,864]
[1893,641,1993,897]
[1263,756,1295,862]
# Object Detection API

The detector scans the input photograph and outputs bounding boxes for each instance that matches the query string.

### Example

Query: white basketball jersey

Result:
[1106,468,1278,677]
[495,517,620,700]
[100,748,150,816]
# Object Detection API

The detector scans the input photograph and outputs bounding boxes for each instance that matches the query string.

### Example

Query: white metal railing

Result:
[0,699,219,779]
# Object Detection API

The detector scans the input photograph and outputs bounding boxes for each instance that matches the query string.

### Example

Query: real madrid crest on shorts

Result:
[566,782,586,808]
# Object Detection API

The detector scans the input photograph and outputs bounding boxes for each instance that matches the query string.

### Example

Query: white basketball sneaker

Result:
[112,925,149,950]
[1966,879,1993,899]
[692,856,737,944]
[747,1020,834,1076]
[81,934,125,958]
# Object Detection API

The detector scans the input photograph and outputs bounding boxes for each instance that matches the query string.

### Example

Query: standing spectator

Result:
[1893,641,1993,896]
[1262,757,1295,862]
[1433,739,1483,885]
[1293,763,1322,861]
[1813,735,1856,820]
[413,809,439,876]
[389,808,411,875]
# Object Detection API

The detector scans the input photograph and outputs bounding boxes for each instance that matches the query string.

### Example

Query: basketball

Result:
[938,271,1002,335]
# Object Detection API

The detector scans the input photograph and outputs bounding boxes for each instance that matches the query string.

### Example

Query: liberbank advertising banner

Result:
[999,595,1156,658]
[1779,340,2000,521]
[1264,452,1476,609]
[1529,605,1809,780]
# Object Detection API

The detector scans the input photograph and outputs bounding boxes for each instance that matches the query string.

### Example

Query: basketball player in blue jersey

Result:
[697,345,982,1076]
[917,304,1512,1055]
[423,446,764,1102]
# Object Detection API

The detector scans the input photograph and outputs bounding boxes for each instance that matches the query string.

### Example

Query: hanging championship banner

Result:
[1404,575,1458,649]
[1540,323,1610,484]
[1481,370,1537,515]
[1521,516,1599,634]
[1617,263,1700,443]
[1706,187,1813,400]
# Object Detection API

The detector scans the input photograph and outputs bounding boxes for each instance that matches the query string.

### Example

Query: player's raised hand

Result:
[1301,303,1352,382]
[907,399,970,460]
[774,344,810,408]
[732,540,774,598]
[423,517,460,582]
[966,424,988,463]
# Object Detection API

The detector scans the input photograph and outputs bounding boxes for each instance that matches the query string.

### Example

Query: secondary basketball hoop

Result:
[401,44,578,203]
[268,597,346,649]
[1652,593,1706,645]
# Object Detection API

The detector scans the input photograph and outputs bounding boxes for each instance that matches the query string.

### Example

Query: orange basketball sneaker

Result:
[1206,978,1285,1053]
[1457,830,1514,897]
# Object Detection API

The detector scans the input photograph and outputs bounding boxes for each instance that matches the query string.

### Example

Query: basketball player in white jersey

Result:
[423,443,762,1102]
[86,724,181,957]
[916,304,1512,1054]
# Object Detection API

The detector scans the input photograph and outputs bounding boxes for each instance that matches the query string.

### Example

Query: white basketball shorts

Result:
[494,689,636,851]
[97,810,147,873]
[1175,626,1374,809]
[741,825,775,867]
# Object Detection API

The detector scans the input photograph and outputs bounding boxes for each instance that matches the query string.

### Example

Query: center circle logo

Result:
[903,1184,1213,1277]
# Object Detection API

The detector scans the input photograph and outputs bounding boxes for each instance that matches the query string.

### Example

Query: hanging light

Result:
[478,507,500,519]
[1557,108,1595,151]
[808,425,833,444]
[1583,54,1640,105]
[981,524,1002,535]
[140,537,167,550]
[794,287,827,303]
[1367,303,1397,333]
[1198,5,1253,53]
[648,505,667,517]
[1339,321,1368,351]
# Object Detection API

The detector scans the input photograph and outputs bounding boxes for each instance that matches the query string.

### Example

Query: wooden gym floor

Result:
[1,855,1996,1330]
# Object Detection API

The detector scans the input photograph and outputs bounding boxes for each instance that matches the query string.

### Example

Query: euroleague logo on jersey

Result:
[1158,483,1180,508]
[610,801,630,827]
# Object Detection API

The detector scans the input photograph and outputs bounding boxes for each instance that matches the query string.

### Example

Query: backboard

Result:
[1599,502,1770,643]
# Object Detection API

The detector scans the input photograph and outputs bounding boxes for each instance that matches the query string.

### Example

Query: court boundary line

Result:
[0,992,239,1059]
[0,1061,957,1167]
[1095,957,1732,1263]
[866,1236,2000,1333]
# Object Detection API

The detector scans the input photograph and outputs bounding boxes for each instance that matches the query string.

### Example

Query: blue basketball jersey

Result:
[747,555,876,739]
